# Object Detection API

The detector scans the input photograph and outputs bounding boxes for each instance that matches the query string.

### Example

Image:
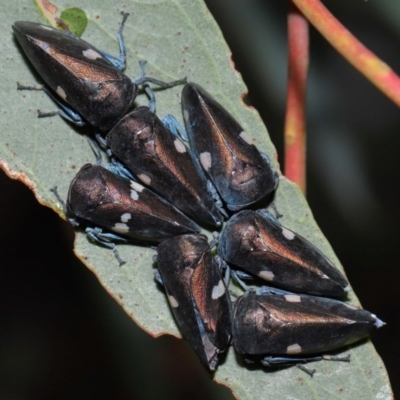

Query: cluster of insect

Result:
[13,13,384,377]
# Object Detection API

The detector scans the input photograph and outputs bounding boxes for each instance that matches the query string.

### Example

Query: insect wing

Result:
[13,21,136,130]
[181,82,278,210]
[233,289,382,356]
[157,234,232,370]
[66,164,200,241]
[106,107,224,226]
[218,210,349,297]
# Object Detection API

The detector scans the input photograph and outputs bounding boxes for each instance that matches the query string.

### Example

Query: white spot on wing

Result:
[211,280,225,299]
[120,213,132,223]
[56,86,67,101]
[239,131,253,145]
[82,48,102,60]
[286,344,302,354]
[112,223,129,234]
[183,109,189,122]
[284,294,301,303]
[200,152,212,171]
[258,270,274,281]
[138,174,151,185]
[174,139,186,153]
[282,227,295,240]
[130,180,144,192]
[168,295,179,308]
[130,190,139,201]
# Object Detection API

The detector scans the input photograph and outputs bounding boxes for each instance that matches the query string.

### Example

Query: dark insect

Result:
[181,82,279,211]
[106,106,225,227]
[155,234,232,370]
[218,209,349,298]
[14,10,385,381]
[66,164,200,245]
[13,14,184,130]
[232,287,384,375]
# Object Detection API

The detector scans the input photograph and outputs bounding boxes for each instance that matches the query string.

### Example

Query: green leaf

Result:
[60,8,88,37]
[2,0,392,399]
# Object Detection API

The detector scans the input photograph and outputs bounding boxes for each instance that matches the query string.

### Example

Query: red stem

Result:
[284,2,309,194]
[292,0,400,107]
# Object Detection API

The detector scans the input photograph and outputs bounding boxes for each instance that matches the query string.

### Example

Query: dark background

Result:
[1,1,398,398]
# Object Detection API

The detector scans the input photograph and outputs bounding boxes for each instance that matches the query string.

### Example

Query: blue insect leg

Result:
[85,227,127,266]
[132,60,187,93]
[162,114,189,141]
[230,270,250,292]
[91,134,137,180]
[208,231,219,250]
[261,354,351,377]
[17,83,85,126]
[106,159,137,181]
[207,180,228,219]
[215,256,231,288]
[234,270,256,282]
[86,137,104,166]
[97,12,129,71]
[153,269,163,285]
[94,134,111,156]
[142,82,156,113]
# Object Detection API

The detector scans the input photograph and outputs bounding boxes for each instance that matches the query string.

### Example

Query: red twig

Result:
[284,2,309,194]
[292,0,400,107]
